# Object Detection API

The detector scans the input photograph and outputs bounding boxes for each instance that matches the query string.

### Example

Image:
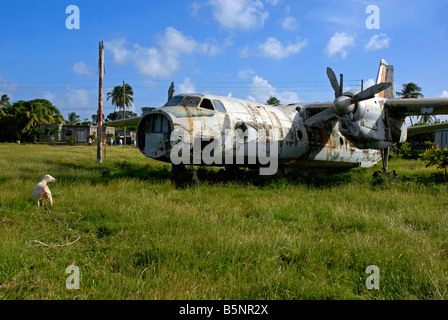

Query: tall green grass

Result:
[0,143,447,299]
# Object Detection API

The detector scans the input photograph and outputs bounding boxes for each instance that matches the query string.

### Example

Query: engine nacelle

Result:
[338,99,406,149]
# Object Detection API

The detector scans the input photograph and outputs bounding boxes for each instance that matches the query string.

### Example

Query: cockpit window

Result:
[213,100,226,113]
[180,96,201,107]
[199,99,215,111]
[164,96,184,107]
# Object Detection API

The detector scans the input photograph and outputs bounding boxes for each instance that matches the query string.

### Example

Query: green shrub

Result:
[424,147,448,178]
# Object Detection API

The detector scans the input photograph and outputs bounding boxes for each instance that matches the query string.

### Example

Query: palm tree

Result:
[107,83,134,115]
[396,83,424,99]
[20,101,55,133]
[47,103,65,124]
[396,83,437,124]
[66,112,81,125]
[0,94,11,108]
[47,126,61,143]
[91,113,105,125]
[0,99,63,142]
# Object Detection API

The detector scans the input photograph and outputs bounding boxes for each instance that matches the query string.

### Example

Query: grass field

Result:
[0,143,447,300]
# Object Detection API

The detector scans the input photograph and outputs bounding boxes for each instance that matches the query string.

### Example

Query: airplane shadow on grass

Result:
[44,159,172,185]
[44,158,359,189]
[43,159,446,190]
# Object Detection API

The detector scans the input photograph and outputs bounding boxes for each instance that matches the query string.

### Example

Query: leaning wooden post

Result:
[122,80,126,146]
[97,41,104,163]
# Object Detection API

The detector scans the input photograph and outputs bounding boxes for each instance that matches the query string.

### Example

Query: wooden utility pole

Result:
[339,74,344,96]
[122,80,126,146]
[97,41,104,163]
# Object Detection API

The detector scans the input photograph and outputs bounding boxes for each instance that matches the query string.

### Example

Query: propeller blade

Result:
[351,82,392,103]
[326,67,340,98]
[304,107,337,126]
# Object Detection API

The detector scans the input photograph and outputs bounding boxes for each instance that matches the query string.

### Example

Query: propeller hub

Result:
[333,96,355,115]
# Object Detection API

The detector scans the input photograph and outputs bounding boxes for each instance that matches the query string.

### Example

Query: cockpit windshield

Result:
[164,96,184,107]
[161,95,225,118]
[180,96,201,107]
[164,96,201,108]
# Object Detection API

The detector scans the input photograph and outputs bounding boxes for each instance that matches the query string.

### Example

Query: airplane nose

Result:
[137,112,173,159]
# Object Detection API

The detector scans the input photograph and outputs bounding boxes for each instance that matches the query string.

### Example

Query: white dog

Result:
[32,175,56,208]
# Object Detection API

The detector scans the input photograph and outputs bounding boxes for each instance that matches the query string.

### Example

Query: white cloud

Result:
[106,28,224,78]
[133,27,201,78]
[72,61,91,76]
[344,78,376,92]
[198,39,222,56]
[363,78,376,89]
[365,33,390,51]
[43,92,57,102]
[0,74,18,98]
[239,46,250,58]
[325,32,355,60]
[247,75,299,104]
[440,90,448,98]
[209,0,269,31]
[344,78,376,93]
[64,87,91,108]
[106,38,134,65]
[190,1,204,17]
[134,28,222,78]
[258,37,307,60]
[178,78,196,94]
[241,37,307,60]
[156,27,197,55]
[133,45,180,78]
[281,16,298,31]
[238,67,256,79]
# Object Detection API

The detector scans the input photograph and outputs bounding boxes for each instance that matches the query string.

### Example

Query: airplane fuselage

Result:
[136,93,382,173]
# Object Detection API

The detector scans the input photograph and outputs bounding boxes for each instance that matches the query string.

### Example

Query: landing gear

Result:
[191,165,199,184]
[373,147,398,178]
[381,147,390,173]
[373,169,397,178]
[171,163,186,177]
[171,163,200,184]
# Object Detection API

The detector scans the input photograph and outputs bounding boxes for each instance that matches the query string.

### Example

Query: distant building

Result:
[115,129,136,139]
[115,129,136,145]
[39,124,115,143]
[435,129,448,149]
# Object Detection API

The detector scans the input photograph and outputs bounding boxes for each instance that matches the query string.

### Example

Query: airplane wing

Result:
[386,98,448,116]
[407,122,448,136]
[104,117,141,127]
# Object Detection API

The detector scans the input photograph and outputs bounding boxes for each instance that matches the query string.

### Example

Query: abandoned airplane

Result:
[107,60,448,175]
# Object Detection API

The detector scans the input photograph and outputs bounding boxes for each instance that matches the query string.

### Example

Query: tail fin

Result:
[376,59,394,99]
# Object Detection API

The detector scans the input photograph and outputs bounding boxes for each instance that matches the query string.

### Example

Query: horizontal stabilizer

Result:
[407,122,448,136]
[386,98,448,116]
[104,117,141,127]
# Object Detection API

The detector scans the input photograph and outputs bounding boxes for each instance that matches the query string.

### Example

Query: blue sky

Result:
[1,0,447,123]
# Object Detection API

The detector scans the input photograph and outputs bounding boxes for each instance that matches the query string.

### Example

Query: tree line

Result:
[0,82,437,143]
[0,83,136,143]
